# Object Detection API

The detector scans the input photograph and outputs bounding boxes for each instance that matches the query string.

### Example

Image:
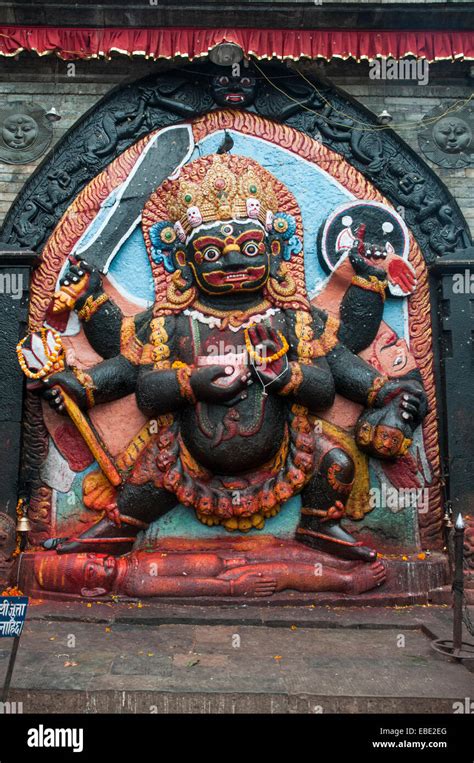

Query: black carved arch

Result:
[0,60,471,266]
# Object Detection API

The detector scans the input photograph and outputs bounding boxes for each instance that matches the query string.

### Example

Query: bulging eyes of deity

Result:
[210,71,258,108]
[184,220,271,296]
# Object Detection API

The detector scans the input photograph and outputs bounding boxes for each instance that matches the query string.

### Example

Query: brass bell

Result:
[16,515,31,533]
[443,511,453,530]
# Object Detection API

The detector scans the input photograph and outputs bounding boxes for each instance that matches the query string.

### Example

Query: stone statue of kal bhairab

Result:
[40,154,427,588]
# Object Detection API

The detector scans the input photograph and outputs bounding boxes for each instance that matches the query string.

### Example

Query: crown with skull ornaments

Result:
[141,153,308,313]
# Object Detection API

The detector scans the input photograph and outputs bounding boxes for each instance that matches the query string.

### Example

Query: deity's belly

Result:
[180,391,287,474]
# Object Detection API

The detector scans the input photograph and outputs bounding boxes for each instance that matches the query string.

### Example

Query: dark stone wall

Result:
[1,0,472,30]
[1,56,472,237]
[0,250,36,520]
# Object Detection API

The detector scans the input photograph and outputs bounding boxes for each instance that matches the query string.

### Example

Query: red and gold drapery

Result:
[0,26,473,62]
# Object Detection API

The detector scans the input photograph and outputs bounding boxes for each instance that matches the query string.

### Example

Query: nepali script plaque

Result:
[0,597,28,638]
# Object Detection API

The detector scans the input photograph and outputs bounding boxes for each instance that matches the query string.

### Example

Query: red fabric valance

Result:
[0,26,472,62]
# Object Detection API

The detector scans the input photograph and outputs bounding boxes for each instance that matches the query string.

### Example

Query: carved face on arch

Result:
[184,220,271,296]
[211,71,257,108]
[2,114,38,149]
[433,117,472,154]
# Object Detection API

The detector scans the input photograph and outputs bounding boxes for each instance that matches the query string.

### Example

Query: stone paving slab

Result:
[24,598,455,629]
[1,604,473,713]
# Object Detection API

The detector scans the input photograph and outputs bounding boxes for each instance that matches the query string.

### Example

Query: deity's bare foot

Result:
[342,560,386,594]
[296,519,377,563]
[230,570,277,597]
[43,517,137,556]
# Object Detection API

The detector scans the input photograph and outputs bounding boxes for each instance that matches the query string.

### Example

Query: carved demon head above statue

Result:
[210,68,258,108]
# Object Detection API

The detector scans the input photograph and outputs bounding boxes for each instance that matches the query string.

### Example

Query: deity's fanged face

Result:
[143,154,304,303]
[185,220,270,295]
[211,72,257,108]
